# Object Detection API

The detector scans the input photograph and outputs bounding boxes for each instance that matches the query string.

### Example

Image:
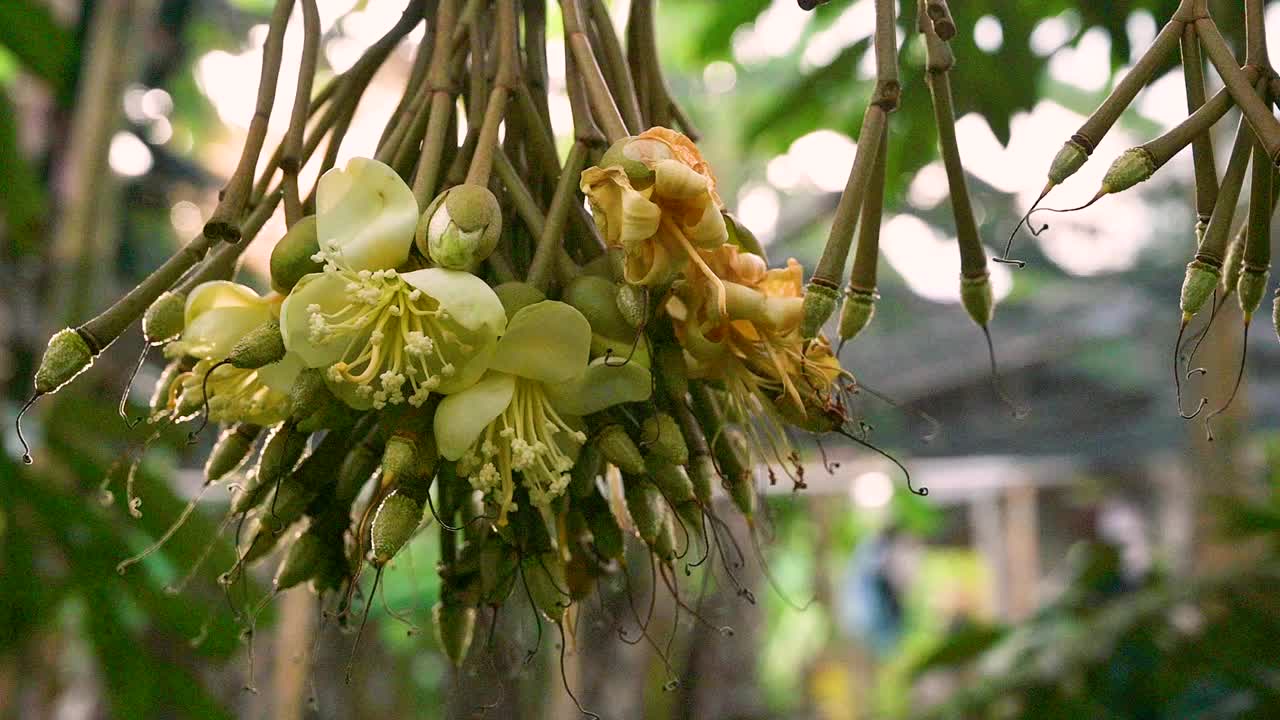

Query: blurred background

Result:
[5,0,1280,718]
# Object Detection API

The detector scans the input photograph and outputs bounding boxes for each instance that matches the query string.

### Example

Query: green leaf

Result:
[0,0,75,93]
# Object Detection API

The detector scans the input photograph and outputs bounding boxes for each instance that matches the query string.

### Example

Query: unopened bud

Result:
[370,491,423,566]
[433,599,477,667]
[1180,259,1221,321]
[1221,236,1244,297]
[204,424,261,484]
[800,282,840,339]
[839,288,878,342]
[564,275,633,341]
[645,457,695,504]
[1100,147,1156,195]
[417,184,501,271]
[270,215,322,293]
[493,281,546,319]
[34,329,94,395]
[960,272,994,327]
[274,529,325,591]
[142,291,186,344]
[623,479,664,547]
[596,424,646,475]
[1238,266,1269,320]
[226,319,286,369]
[616,283,649,329]
[1048,139,1089,185]
[642,413,688,465]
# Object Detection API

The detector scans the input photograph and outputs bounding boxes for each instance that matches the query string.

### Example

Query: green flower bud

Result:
[623,478,665,547]
[714,427,756,520]
[616,283,649,329]
[289,368,330,420]
[234,424,306,514]
[800,282,840,339]
[1048,139,1089,186]
[653,507,678,562]
[203,423,261,485]
[493,281,547,319]
[960,272,994,327]
[240,515,283,565]
[1180,259,1221,321]
[381,433,418,484]
[480,540,518,604]
[1100,147,1156,195]
[370,491,424,566]
[645,457,695,504]
[416,184,502,271]
[838,288,878,343]
[596,424,646,475]
[335,434,382,506]
[142,291,186,344]
[569,443,604,499]
[270,216,323,293]
[584,492,625,561]
[433,599,477,667]
[723,211,768,263]
[522,552,569,621]
[1237,267,1269,320]
[655,344,689,401]
[688,453,717,506]
[274,528,326,591]
[226,319,286,369]
[641,413,688,466]
[563,275,634,341]
[34,328,94,395]
[673,500,704,545]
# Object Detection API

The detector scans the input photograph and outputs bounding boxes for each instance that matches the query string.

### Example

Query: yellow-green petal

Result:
[255,352,305,394]
[489,301,591,384]
[316,157,418,271]
[279,272,358,368]
[180,281,273,360]
[545,357,652,417]
[434,372,516,460]
[399,267,506,338]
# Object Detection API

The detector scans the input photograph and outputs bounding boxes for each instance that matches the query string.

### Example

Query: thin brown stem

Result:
[282,0,320,228]
[465,0,518,187]
[528,142,589,291]
[561,0,629,142]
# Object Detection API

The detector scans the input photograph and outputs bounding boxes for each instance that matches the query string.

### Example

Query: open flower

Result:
[667,247,845,471]
[581,127,730,312]
[279,158,507,409]
[164,281,301,425]
[434,301,651,525]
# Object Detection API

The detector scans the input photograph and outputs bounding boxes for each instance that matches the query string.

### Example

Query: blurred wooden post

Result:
[969,493,1006,618]
[270,588,316,720]
[1004,483,1039,620]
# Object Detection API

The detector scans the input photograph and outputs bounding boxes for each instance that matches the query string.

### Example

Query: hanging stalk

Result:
[588,0,643,134]
[412,0,462,207]
[839,129,887,349]
[561,0,629,143]
[281,0,320,228]
[464,0,518,188]
[627,0,698,138]
[800,0,896,338]
[1196,18,1280,164]
[1180,24,1218,227]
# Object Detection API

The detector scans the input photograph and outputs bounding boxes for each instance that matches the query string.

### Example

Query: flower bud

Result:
[204,423,261,485]
[960,272,994,327]
[381,433,418,484]
[839,288,878,343]
[480,540,518,604]
[274,528,326,591]
[1180,258,1221,321]
[642,413,688,466]
[583,492,625,561]
[240,515,283,565]
[416,184,502,271]
[569,443,604,499]
[233,424,306,514]
[596,424,646,475]
[142,291,186,344]
[563,275,634,341]
[493,281,546,319]
[1237,267,1269,321]
[1221,236,1244,297]
[433,599,477,667]
[623,478,665,548]
[645,456,695,504]
[1100,147,1156,195]
[673,500,704,544]
[800,282,840,339]
[522,552,569,621]
[688,453,717,506]
[270,215,323,293]
[653,507,678,562]
[1048,139,1089,185]
[289,367,330,421]
[34,328,94,395]
[714,427,756,520]
[615,283,649,329]
[370,491,423,566]
[226,319,286,369]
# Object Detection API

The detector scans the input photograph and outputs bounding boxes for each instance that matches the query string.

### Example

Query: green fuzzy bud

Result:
[381,433,418,484]
[960,273,994,327]
[688,453,717,505]
[493,281,546,319]
[641,413,688,466]
[673,501,704,545]
[226,319,286,369]
[1100,147,1156,195]
[273,529,325,591]
[645,457,695,504]
[723,211,768,263]
[294,398,348,433]
[715,427,756,519]
[1180,259,1221,321]
[1221,236,1244,297]
[270,216,322,293]
[234,424,306,513]
[800,282,840,339]
[596,425,646,475]
[34,328,94,395]
[240,515,284,565]
[149,358,189,417]
[416,184,502,271]
[653,508,678,562]
[203,424,261,485]
[615,283,649,329]
[142,291,186,344]
[583,492,625,561]
[370,491,423,566]
[655,343,689,401]
[623,479,665,547]
[1237,267,1269,320]
[580,250,617,279]
[289,368,330,421]
[433,600,477,667]
[838,288,877,343]
[522,552,569,621]
[563,275,634,341]
[606,247,627,283]
[1048,139,1089,185]
[335,436,381,506]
